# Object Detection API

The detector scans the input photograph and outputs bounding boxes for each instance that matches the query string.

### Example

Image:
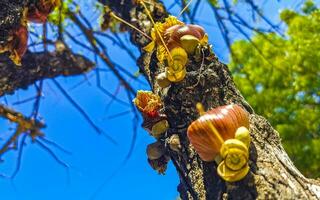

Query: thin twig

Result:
[52,79,117,145]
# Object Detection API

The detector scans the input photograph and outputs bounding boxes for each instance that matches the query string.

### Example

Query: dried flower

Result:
[134,91,169,138]
[168,134,181,152]
[151,119,169,138]
[133,90,162,118]
[0,25,28,66]
[142,114,168,138]
[146,141,166,160]
[147,155,170,174]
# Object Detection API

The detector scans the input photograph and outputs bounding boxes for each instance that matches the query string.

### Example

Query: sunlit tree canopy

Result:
[230,1,320,177]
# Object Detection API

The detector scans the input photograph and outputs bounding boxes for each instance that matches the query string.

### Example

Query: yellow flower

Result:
[217,136,250,182]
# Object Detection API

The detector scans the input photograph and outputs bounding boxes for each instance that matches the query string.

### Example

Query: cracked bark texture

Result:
[103,1,320,199]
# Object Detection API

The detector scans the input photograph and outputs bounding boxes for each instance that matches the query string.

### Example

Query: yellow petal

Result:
[217,161,250,182]
[224,148,248,170]
[156,45,167,63]
[235,126,251,148]
[180,35,200,54]
[168,47,188,72]
[166,68,186,82]
[220,139,248,159]
[164,15,184,28]
[199,34,209,45]
[143,41,156,52]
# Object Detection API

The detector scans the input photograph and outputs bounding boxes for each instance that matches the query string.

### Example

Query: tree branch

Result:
[0,49,95,96]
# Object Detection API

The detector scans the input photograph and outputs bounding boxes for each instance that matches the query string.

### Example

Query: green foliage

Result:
[229,3,320,177]
[47,0,73,25]
[302,0,317,14]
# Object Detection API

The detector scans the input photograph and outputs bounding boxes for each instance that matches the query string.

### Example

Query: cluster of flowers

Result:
[133,13,252,182]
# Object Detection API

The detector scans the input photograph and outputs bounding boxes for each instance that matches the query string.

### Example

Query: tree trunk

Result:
[2,0,320,199]
[103,1,320,199]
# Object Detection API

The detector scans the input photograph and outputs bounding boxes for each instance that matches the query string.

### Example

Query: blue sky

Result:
[0,0,315,199]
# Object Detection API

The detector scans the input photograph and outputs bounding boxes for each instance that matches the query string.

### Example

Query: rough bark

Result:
[104,1,320,199]
[0,50,95,96]
[0,0,26,46]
